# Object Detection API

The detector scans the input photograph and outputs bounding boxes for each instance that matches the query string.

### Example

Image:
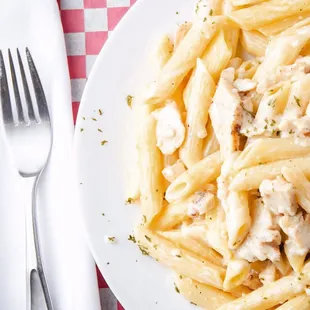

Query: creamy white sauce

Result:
[153,101,185,155]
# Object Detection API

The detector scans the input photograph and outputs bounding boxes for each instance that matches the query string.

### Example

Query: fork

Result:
[0,48,53,310]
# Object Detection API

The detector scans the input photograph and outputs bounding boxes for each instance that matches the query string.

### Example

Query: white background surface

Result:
[74,0,203,309]
[0,1,100,309]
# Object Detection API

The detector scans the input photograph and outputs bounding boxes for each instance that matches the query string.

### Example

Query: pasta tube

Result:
[139,115,165,222]
[282,167,310,213]
[218,275,306,310]
[166,151,222,202]
[180,59,216,168]
[175,275,235,309]
[230,156,310,191]
[229,0,310,30]
[277,294,310,310]
[223,259,251,291]
[226,191,251,249]
[144,16,225,105]
[240,30,268,57]
[234,138,310,170]
[134,225,225,289]
[201,29,233,82]
[160,230,222,266]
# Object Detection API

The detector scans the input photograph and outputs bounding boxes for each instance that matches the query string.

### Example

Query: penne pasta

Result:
[218,275,306,310]
[282,74,310,120]
[160,229,223,266]
[134,225,225,288]
[175,275,235,309]
[282,167,310,213]
[259,12,310,36]
[174,22,192,51]
[230,0,267,6]
[202,118,220,157]
[254,32,310,90]
[195,0,224,19]
[274,252,292,276]
[139,115,165,222]
[240,30,268,57]
[230,156,310,191]
[234,138,310,170]
[144,16,225,105]
[236,59,259,80]
[205,202,231,261]
[166,151,222,202]
[284,242,307,273]
[151,35,174,74]
[201,29,233,82]
[226,191,251,249]
[180,59,216,168]
[228,0,310,30]
[224,259,251,291]
[127,34,174,201]
[151,185,216,231]
[277,294,310,310]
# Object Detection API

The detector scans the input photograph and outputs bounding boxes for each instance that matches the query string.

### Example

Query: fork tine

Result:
[16,49,36,122]
[8,49,25,124]
[0,50,14,124]
[25,48,49,122]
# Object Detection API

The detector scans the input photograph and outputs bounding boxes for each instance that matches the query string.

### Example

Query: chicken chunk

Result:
[187,191,215,217]
[279,116,310,146]
[236,199,281,263]
[153,101,185,155]
[209,68,242,157]
[260,176,298,216]
[233,79,257,92]
[279,212,310,256]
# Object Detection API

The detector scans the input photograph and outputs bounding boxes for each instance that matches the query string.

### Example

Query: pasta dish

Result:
[125,0,310,308]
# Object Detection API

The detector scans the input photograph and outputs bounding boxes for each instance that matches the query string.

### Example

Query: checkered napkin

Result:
[58,0,136,309]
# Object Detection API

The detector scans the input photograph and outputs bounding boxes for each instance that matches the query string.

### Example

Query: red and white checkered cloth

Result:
[57,0,136,309]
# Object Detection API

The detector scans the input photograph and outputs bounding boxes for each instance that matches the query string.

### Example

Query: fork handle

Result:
[26,176,53,310]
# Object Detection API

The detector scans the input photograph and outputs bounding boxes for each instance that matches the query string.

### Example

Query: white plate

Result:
[74,0,199,309]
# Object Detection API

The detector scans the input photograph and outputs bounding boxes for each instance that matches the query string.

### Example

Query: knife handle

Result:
[25,176,53,310]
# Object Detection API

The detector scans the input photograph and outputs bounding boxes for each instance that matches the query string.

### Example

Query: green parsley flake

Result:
[138,245,149,256]
[267,99,276,108]
[127,95,134,107]
[176,254,182,258]
[108,236,116,242]
[209,9,213,15]
[80,128,84,132]
[153,244,158,250]
[92,117,97,121]
[195,0,202,13]
[101,140,108,146]
[241,103,255,117]
[98,128,103,132]
[174,283,180,294]
[99,109,103,115]
[191,302,198,306]
[263,297,267,300]
[294,96,301,107]
[128,234,136,243]
[145,235,152,243]
[203,17,207,22]
[126,198,134,204]
[102,213,105,216]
